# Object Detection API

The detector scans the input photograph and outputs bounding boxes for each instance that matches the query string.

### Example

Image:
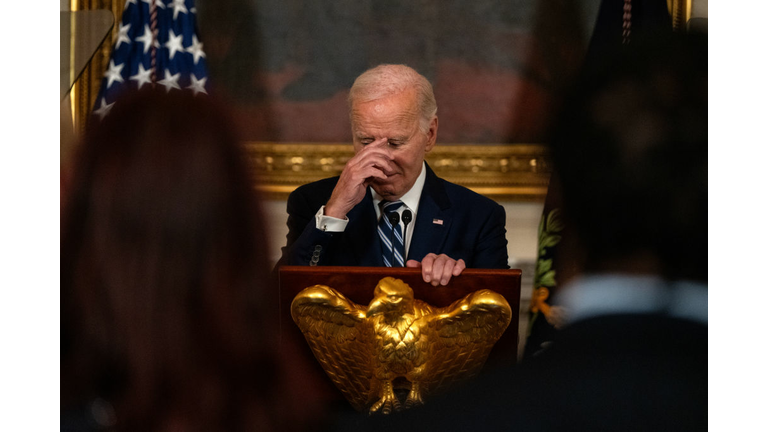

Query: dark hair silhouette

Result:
[549,32,707,282]
[61,89,314,431]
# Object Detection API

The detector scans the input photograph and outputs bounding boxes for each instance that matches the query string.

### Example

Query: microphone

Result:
[401,209,412,260]
[387,212,400,266]
[388,211,400,227]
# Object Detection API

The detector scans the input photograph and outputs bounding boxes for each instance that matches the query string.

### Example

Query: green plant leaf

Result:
[536,259,552,276]
[539,234,562,249]
[538,270,556,287]
[546,208,564,233]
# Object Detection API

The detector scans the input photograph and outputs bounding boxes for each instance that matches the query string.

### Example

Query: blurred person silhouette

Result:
[524,0,676,359]
[61,89,325,432]
[336,31,707,431]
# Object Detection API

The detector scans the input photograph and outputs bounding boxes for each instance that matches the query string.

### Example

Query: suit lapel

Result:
[408,164,452,262]
[345,188,383,266]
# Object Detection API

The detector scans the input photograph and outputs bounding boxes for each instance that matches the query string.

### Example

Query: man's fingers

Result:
[326,142,396,218]
[409,255,464,286]
[368,158,395,177]
[361,166,388,182]
[420,253,436,283]
[357,137,393,158]
[412,254,466,286]
[349,153,394,179]
[363,150,394,167]
[364,137,390,150]
[439,258,455,286]
[430,255,446,286]
[452,259,466,276]
[341,157,390,190]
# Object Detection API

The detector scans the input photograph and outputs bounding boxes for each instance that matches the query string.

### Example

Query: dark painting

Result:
[196,0,599,143]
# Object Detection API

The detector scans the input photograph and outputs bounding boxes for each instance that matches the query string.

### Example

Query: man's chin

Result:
[371,182,402,200]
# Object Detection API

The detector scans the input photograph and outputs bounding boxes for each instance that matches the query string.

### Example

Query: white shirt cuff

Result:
[315,205,349,232]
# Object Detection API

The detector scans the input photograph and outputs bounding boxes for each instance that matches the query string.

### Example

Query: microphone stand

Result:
[387,212,400,267]
[402,209,412,262]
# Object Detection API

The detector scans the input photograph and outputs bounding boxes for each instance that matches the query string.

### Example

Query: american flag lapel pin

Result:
[432,218,443,225]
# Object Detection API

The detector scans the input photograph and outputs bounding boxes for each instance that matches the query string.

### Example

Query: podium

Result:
[278,266,522,408]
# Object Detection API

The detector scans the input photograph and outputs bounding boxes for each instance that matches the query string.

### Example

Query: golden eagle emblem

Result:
[291,277,512,414]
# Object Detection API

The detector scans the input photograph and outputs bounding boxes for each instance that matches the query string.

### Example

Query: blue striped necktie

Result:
[378,200,405,267]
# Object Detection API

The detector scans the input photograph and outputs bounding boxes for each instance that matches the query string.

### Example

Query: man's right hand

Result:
[324,138,393,219]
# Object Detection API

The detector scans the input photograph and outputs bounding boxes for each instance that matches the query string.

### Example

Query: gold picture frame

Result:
[246,142,550,200]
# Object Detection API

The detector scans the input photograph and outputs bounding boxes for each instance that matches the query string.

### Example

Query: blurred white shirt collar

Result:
[555,274,708,326]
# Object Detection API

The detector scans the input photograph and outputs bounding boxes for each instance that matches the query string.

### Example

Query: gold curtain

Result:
[69,0,124,133]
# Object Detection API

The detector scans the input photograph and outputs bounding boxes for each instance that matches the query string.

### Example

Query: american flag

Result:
[93,0,209,120]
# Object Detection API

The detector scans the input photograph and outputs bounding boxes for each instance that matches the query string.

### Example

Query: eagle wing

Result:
[420,289,512,397]
[290,285,379,411]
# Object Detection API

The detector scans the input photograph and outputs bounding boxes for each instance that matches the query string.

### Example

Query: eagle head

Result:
[366,277,415,318]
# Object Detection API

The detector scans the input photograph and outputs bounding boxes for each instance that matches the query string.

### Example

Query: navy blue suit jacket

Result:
[278,164,508,269]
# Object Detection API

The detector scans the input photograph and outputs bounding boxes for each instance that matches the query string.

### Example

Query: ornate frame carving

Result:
[246,143,550,200]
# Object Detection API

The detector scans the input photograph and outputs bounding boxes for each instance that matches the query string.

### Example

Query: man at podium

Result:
[278,64,509,286]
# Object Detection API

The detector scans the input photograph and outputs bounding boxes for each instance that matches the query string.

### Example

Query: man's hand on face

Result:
[406,254,467,286]
[324,138,394,219]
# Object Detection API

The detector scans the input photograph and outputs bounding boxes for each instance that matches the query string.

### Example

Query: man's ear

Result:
[425,116,438,152]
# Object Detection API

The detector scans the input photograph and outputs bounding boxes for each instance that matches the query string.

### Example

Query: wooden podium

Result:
[278,266,522,406]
